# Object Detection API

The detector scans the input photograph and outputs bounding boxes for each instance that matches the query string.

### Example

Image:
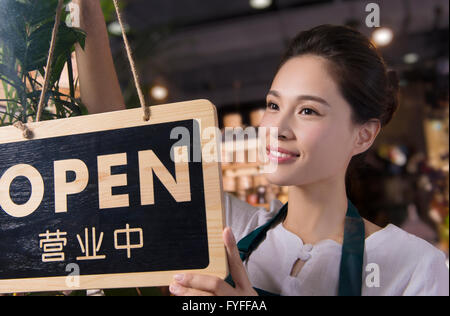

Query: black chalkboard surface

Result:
[0,100,226,293]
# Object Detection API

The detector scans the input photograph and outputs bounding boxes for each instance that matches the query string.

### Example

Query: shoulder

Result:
[367,223,444,261]
[223,193,283,242]
[365,224,449,295]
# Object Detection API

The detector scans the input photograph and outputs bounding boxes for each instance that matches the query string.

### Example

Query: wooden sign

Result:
[0,100,226,293]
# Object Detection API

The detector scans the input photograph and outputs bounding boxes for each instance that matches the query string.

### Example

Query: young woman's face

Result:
[260,55,359,186]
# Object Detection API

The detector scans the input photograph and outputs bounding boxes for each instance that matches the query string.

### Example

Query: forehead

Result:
[270,55,342,101]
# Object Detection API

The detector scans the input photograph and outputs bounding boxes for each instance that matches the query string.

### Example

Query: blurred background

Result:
[105,0,449,256]
[0,0,448,296]
[1,0,449,252]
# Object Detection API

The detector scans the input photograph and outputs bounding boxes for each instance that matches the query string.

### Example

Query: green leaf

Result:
[0,0,87,125]
[0,63,22,90]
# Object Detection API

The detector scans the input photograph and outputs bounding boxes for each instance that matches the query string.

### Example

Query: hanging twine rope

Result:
[13,0,64,139]
[13,121,33,139]
[36,0,65,123]
[112,0,150,121]
[15,0,150,139]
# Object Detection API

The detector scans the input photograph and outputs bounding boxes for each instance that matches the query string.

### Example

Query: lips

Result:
[266,146,300,163]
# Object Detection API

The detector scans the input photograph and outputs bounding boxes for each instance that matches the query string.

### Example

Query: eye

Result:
[266,102,280,111]
[299,108,318,116]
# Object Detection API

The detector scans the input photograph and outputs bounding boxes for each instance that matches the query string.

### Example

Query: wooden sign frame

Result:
[0,99,227,293]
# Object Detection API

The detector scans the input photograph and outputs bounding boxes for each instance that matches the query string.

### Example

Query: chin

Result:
[264,163,326,187]
[264,169,297,186]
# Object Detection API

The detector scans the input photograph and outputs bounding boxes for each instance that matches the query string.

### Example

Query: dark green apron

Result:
[225,200,365,296]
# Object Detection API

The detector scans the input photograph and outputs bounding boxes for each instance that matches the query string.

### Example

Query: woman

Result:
[74,1,449,296]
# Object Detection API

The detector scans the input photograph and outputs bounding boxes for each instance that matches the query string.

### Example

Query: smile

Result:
[266,146,300,163]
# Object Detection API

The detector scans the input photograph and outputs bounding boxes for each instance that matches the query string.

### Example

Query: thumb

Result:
[223,227,252,289]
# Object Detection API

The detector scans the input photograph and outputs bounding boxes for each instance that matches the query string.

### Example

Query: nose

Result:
[261,116,295,143]
[273,114,295,141]
[278,128,294,141]
[259,107,296,141]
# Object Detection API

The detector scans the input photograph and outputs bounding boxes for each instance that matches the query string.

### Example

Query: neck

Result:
[284,175,348,245]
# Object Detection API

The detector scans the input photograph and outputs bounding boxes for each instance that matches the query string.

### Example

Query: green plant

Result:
[100,0,123,24]
[0,0,86,126]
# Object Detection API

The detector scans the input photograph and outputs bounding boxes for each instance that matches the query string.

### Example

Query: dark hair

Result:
[279,24,399,127]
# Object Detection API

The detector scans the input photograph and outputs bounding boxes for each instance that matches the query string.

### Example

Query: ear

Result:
[352,119,381,156]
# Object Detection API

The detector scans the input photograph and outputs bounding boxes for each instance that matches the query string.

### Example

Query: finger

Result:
[169,281,214,296]
[223,227,252,289]
[173,273,233,296]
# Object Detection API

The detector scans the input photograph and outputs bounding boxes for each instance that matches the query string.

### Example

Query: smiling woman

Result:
[72,3,448,295]
[217,25,449,296]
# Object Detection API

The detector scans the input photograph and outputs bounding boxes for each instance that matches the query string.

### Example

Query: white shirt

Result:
[224,193,450,296]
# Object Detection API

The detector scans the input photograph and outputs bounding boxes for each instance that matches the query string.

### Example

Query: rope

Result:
[36,0,65,122]
[14,0,64,138]
[13,121,33,139]
[112,0,150,121]
[15,0,150,140]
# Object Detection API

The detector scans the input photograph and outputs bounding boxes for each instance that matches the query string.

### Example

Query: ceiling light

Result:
[249,0,272,10]
[403,53,419,64]
[150,85,168,101]
[108,21,129,36]
[372,27,394,47]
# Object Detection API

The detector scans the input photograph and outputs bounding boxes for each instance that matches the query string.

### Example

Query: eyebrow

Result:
[267,90,331,107]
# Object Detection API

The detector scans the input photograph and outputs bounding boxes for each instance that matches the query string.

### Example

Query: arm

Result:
[72,0,125,114]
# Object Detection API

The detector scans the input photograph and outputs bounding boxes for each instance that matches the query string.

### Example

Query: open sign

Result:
[0,100,226,293]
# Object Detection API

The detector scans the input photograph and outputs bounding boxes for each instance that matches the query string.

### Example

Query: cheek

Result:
[258,111,272,129]
[297,123,333,154]
[297,122,354,170]
[264,121,354,186]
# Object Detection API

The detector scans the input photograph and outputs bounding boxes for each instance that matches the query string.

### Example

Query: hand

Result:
[169,227,258,296]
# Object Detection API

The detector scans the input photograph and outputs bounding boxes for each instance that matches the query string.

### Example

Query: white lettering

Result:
[365,3,380,28]
[65,263,80,288]
[183,300,216,313]
[97,153,129,209]
[138,147,191,205]
[226,300,267,311]
[0,164,44,218]
[365,263,381,288]
[65,2,80,28]
[54,159,89,213]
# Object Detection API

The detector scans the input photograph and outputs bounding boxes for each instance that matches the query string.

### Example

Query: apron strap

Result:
[224,204,287,291]
[225,200,365,296]
[236,204,288,262]
[338,200,365,296]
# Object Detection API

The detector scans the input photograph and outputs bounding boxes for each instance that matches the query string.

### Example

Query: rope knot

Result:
[13,121,33,139]
[143,106,150,121]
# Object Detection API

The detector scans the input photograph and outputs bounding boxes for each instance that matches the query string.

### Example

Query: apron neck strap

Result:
[236,204,287,261]
[338,200,365,296]
[234,199,365,296]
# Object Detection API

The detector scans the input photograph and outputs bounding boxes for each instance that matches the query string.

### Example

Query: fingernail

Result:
[174,274,184,282]
[226,228,236,244]
[169,283,180,294]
